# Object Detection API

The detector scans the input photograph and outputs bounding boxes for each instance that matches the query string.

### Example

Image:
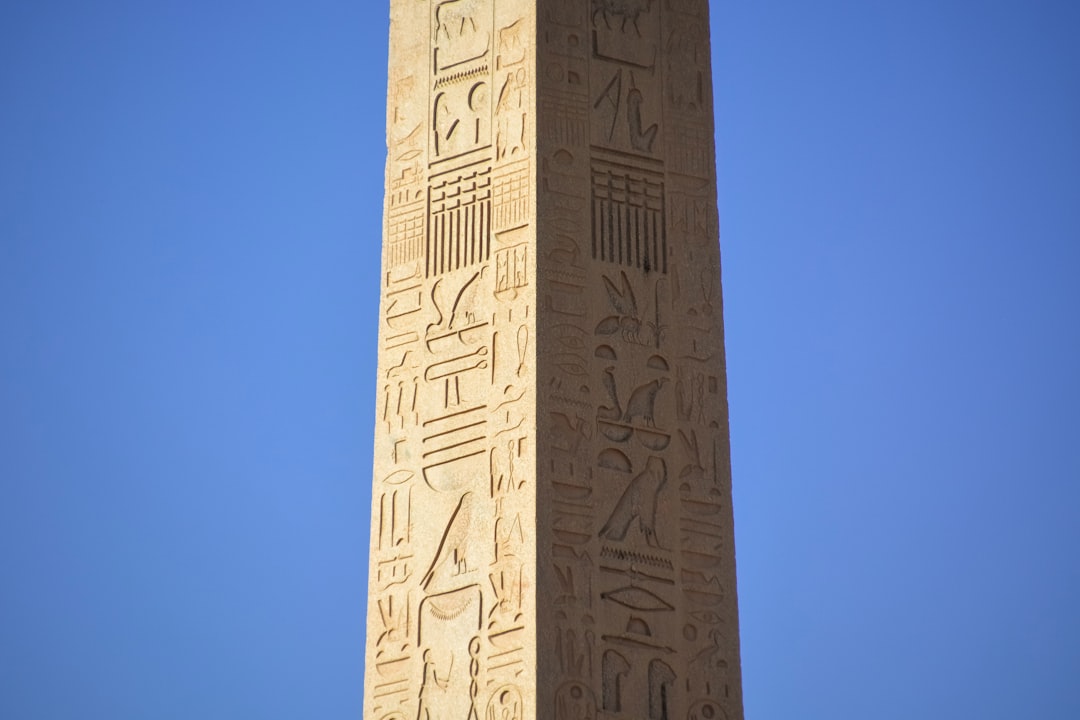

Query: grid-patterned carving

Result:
[427,163,492,277]
[669,119,713,179]
[591,160,667,273]
[387,199,426,267]
[493,160,530,231]
[541,99,587,146]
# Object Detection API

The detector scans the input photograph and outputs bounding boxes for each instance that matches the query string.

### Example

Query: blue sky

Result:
[1,1,1078,718]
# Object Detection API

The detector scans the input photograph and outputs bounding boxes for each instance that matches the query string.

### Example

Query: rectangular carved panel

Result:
[427,162,493,277]
[591,157,666,273]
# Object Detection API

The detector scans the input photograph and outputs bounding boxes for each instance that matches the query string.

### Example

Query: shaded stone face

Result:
[367,2,742,719]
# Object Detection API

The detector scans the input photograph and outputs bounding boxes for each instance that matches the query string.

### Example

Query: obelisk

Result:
[366,2,743,719]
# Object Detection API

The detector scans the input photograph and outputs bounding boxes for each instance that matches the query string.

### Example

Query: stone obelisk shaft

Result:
[366,3,742,719]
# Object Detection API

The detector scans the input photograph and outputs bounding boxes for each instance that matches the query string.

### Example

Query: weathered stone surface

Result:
[366,2,742,718]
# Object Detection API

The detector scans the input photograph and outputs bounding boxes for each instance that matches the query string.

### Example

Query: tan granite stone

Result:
[366,3,742,718]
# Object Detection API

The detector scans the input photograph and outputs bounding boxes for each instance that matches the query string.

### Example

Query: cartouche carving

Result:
[487,685,524,720]
[555,680,597,720]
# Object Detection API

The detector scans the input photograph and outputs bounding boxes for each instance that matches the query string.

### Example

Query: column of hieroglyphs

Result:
[367,2,743,719]
[535,1,743,719]
[366,1,536,719]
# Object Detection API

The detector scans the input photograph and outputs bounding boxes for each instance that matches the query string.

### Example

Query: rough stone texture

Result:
[366,2,742,719]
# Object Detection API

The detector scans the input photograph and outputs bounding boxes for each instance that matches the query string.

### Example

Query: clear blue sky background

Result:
[1,1,1077,718]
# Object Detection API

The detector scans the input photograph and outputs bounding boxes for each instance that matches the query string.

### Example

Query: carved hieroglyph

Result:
[367,2,742,719]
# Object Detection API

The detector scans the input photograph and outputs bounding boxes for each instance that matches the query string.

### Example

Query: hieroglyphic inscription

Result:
[537,10,596,715]
[587,0,668,274]
[539,1,744,719]
[388,197,427,268]
[373,20,431,713]
[495,20,528,161]
[372,3,741,718]
[368,4,534,720]
[668,119,713,180]
[494,159,530,232]
[431,0,493,163]
[427,163,493,277]
[388,60,428,271]
[591,159,667,273]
